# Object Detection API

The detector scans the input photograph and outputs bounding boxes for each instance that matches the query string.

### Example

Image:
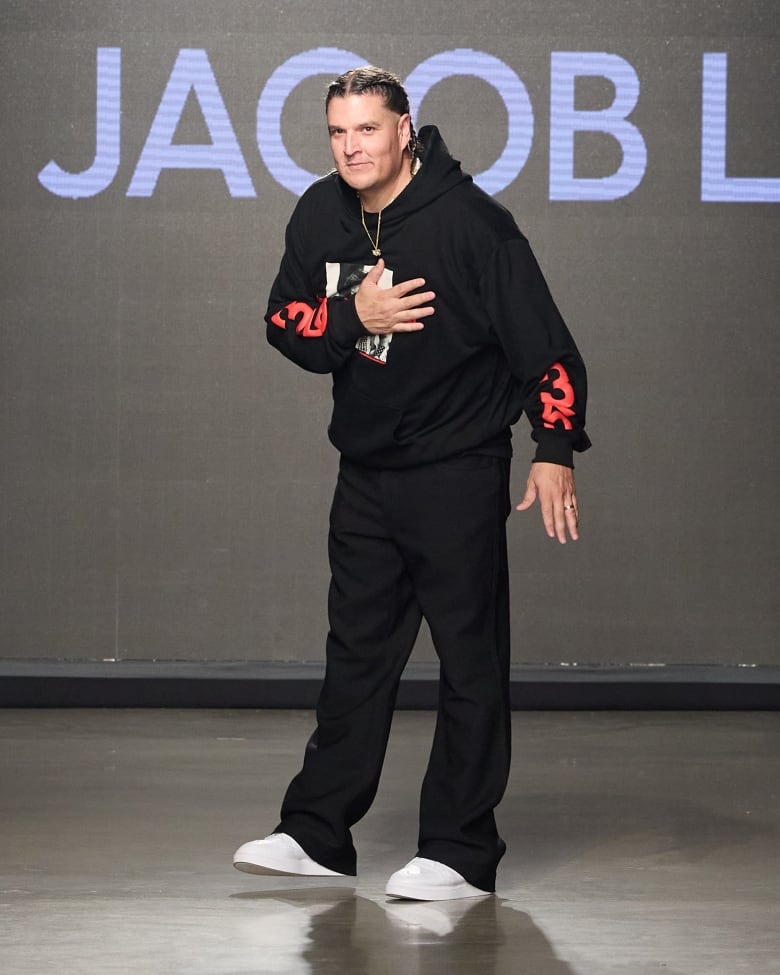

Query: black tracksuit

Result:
[265,126,590,891]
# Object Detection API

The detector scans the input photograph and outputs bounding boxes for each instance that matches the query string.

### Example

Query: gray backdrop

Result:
[1,1,778,668]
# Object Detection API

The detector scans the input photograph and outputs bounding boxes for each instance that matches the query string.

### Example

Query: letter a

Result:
[127,48,255,197]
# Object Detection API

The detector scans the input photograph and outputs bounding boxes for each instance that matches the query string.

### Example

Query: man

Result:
[233,66,590,901]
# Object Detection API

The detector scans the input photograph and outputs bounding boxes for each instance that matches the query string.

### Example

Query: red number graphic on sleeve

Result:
[540,362,575,430]
[271,298,328,337]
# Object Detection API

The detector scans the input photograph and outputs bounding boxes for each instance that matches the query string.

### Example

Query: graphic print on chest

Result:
[325,261,394,365]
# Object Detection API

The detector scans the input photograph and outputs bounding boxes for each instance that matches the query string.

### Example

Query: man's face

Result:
[326,93,410,207]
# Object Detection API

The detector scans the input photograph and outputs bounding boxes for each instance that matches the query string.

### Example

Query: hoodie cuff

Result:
[330,295,369,348]
[532,432,575,469]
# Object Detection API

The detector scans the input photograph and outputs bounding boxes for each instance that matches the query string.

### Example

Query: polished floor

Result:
[0,708,778,974]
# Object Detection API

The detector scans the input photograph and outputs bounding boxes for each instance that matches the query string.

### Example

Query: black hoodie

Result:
[266,125,591,469]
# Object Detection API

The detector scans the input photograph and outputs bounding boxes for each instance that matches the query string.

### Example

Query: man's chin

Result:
[337,167,372,191]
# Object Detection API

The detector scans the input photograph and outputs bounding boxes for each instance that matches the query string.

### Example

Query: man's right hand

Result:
[354,258,435,335]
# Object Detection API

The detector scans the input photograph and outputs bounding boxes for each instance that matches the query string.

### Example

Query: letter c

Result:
[257,47,364,196]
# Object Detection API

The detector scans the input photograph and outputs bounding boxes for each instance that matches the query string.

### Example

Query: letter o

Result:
[404,49,534,195]
[257,47,364,196]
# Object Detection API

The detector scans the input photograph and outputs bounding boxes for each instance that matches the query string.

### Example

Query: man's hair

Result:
[326,65,419,157]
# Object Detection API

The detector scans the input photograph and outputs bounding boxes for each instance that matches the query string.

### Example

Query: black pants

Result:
[276,454,512,892]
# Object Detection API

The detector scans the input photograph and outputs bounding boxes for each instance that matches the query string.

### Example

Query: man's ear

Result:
[399,113,411,150]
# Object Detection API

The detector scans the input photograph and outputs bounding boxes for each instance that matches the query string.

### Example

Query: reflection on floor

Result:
[0,709,777,974]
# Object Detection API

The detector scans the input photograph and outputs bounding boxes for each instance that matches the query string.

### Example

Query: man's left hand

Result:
[516,462,580,544]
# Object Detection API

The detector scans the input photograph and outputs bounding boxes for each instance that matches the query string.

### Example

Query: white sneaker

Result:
[385,857,492,901]
[233,833,346,877]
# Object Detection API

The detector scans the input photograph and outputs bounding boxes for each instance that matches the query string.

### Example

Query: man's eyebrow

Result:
[328,119,384,131]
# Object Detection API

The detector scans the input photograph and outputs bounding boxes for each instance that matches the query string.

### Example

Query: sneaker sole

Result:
[233,856,346,878]
[385,880,492,901]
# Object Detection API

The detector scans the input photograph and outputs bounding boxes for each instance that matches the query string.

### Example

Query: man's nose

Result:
[344,132,359,156]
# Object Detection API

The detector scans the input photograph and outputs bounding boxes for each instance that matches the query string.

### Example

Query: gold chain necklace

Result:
[357,158,421,257]
[360,203,382,257]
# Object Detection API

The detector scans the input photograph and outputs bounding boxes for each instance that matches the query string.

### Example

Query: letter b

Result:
[549,52,647,201]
